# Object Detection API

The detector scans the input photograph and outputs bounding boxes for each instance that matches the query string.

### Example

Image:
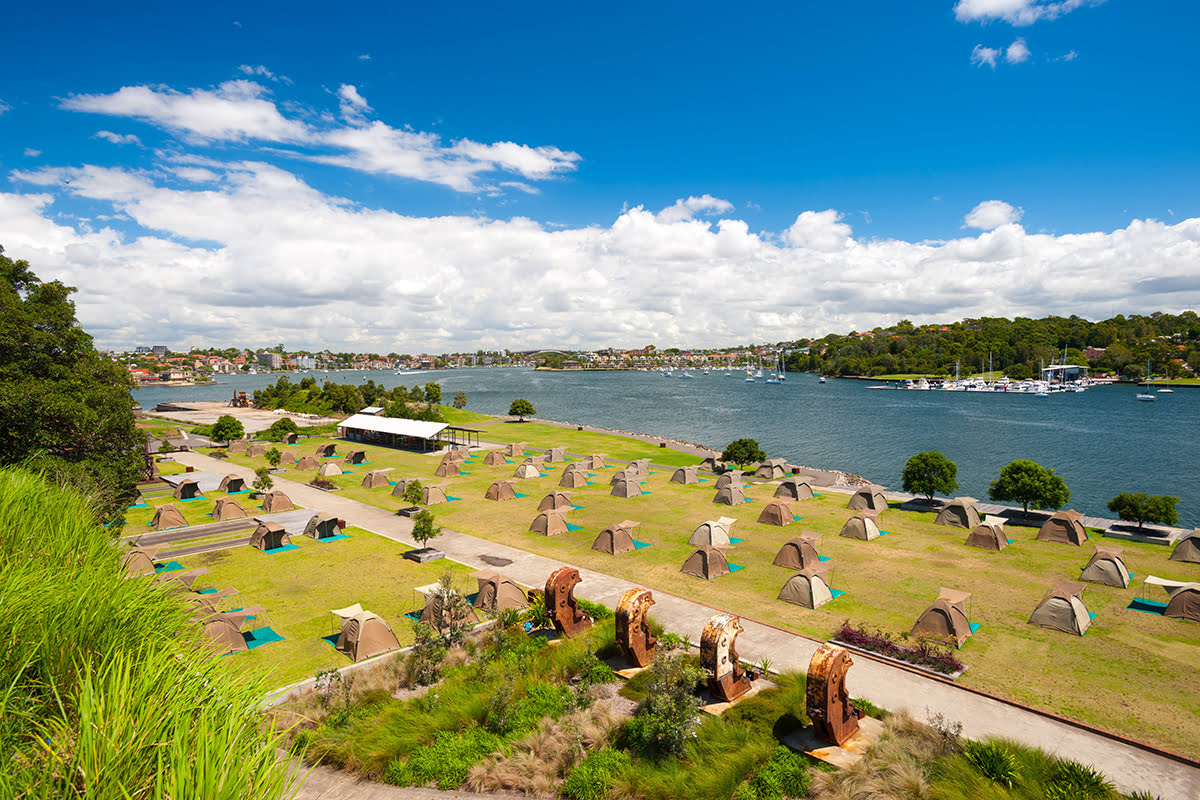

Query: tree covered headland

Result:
[253,375,446,421]
[787,313,1200,379]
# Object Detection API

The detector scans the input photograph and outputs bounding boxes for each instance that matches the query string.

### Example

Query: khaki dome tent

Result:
[513,463,541,479]
[304,512,340,540]
[336,610,400,662]
[318,461,344,478]
[446,447,470,463]
[122,546,160,577]
[630,459,651,478]
[296,455,320,470]
[434,460,462,478]
[1037,509,1088,546]
[280,449,298,464]
[472,569,528,612]
[690,517,737,548]
[212,498,247,521]
[773,532,822,570]
[423,485,448,505]
[698,456,720,471]
[1029,581,1091,636]
[218,474,247,493]
[1170,530,1200,564]
[201,606,265,657]
[611,478,642,498]
[965,522,1009,550]
[229,439,248,452]
[713,485,746,505]
[755,458,788,480]
[343,450,367,465]
[503,443,525,457]
[362,469,391,489]
[183,586,239,613]
[173,479,203,500]
[680,546,732,580]
[545,447,567,463]
[390,479,413,498]
[315,443,337,458]
[592,520,640,555]
[610,467,638,486]
[250,521,291,551]
[715,473,742,490]
[1079,545,1131,589]
[559,469,589,488]
[246,443,267,458]
[775,478,815,501]
[530,511,568,536]
[1143,576,1200,623]
[936,497,981,529]
[583,454,606,469]
[758,499,795,527]
[522,455,547,468]
[777,564,835,609]
[261,490,294,513]
[419,589,477,631]
[283,432,300,444]
[150,504,188,531]
[847,486,888,513]
[485,480,518,501]
[839,513,882,541]
[483,450,508,466]
[157,567,211,591]
[670,466,699,484]
[538,491,573,512]
[911,588,973,648]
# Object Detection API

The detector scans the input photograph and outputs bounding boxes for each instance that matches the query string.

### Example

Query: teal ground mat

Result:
[356,461,372,465]
[728,563,746,572]
[263,543,300,554]
[633,540,652,550]
[198,587,218,595]
[321,633,340,647]
[1007,539,1015,544]
[514,492,529,498]
[318,534,352,543]
[446,496,461,502]
[730,537,745,544]
[830,589,847,599]
[1127,597,1168,615]
[387,481,397,486]
[968,622,982,634]
[179,495,206,502]
[793,515,804,521]
[154,561,183,573]
[640,490,653,495]
[341,470,352,475]
[226,489,251,495]
[586,481,597,486]
[879,530,891,536]
[243,627,284,650]
[459,470,472,475]
[571,504,585,510]
[819,555,831,562]
[128,502,149,509]
[566,523,584,532]
[743,497,756,503]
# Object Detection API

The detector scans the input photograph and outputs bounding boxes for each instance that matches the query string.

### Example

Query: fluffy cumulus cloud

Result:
[1005,37,1031,63]
[971,38,1031,67]
[656,194,734,223]
[5,160,1195,352]
[94,130,142,146]
[954,0,1100,26]
[970,45,1001,68]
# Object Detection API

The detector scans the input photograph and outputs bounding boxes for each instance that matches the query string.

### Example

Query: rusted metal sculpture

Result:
[806,643,860,745]
[615,588,657,667]
[700,613,752,703]
[545,566,591,637]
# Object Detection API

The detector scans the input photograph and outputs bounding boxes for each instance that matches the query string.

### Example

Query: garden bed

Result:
[832,623,965,679]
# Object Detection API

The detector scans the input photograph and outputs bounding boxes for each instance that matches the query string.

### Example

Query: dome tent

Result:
[772,532,822,569]
[965,522,1009,550]
[689,517,737,548]
[777,564,834,609]
[1037,509,1088,546]
[592,520,640,555]
[847,486,887,513]
[911,588,974,648]
[1028,581,1091,636]
[775,478,815,501]
[680,546,732,580]
[839,513,882,541]
[935,497,980,529]
[1079,545,1131,589]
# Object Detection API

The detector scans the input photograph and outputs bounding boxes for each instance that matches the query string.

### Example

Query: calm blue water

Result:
[134,369,1200,527]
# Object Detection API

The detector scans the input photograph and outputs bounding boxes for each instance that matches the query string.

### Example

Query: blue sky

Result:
[2,1,1198,350]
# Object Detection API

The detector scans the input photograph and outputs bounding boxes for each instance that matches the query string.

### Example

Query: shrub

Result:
[1044,758,1115,800]
[264,447,282,467]
[562,748,632,800]
[508,398,536,420]
[386,727,507,789]
[747,746,810,800]
[964,740,1019,789]
[407,621,448,686]
[621,653,705,758]
[252,466,274,492]
[411,509,442,549]
[210,414,244,444]
[577,598,614,620]
[402,478,424,506]
[850,697,888,720]
[833,623,964,674]
[308,477,337,490]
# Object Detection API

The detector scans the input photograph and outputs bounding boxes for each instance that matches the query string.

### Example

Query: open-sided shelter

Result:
[965,522,1009,550]
[150,504,188,531]
[173,479,203,500]
[670,465,699,484]
[246,443,267,458]
[336,610,400,661]
[911,588,973,648]
[847,486,888,513]
[839,513,882,541]
[1029,581,1091,635]
[435,460,462,478]
[773,532,822,569]
[714,473,742,490]
[485,480,518,501]
[343,450,368,465]
[423,485,448,505]
[503,443,525,457]
[583,454,606,469]
[611,478,643,498]
[318,461,344,478]
[777,564,834,609]
[218,474,247,493]
[472,569,528,612]
[304,512,340,540]
[260,490,294,513]
[296,455,320,470]
[483,450,508,466]
[1080,545,1131,588]
[559,469,589,488]
[592,520,640,555]
[513,463,540,479]
[530,510,569,536]
[315,443,337,458]
[755,458,788,480]
[538,491,573,512]
[545,447,567,462]
[1037,509,1088,546]
[936,497,981,529]
[1144,576,1200,623]
[361,469,391,489]
[250,521,291,551]
[758,499,795,527]
[212,497,247,521]
[775,478,815,501]
[680,546,732,580]
[1170,530,1200,564]
[713,485,746,505]
[690,517,737,548]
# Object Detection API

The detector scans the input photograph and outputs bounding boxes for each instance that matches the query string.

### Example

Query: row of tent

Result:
[148,489,298,530]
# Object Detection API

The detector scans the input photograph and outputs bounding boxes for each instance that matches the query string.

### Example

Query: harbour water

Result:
[134,368,1200,527]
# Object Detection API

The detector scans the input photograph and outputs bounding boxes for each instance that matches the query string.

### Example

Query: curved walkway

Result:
[174,451,1200,800]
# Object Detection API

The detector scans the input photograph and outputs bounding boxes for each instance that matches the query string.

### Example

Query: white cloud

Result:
[94,130,142,146]
[971,45,1001,68]
[238,64,290,83]
[24,148,42,157]
[954,0,1100,26]
[0,99,10,115]
[785,209,853,252]
[656,194,735,223]
[358,54,372,61]
[337,84,371,124]
[963,200,1024,230]
[1058,50,1079,61]
[1006,37,1031,63]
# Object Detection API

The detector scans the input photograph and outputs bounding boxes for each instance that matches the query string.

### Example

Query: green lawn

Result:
[205,431,1200,756]
[464,420,701,468]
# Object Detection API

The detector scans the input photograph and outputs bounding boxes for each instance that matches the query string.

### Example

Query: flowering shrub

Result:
[833,623,964,674]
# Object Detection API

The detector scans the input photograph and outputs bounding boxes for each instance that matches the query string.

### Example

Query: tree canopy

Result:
[1107,493,1180,530]
[509,398,536,421]
[411,509,442,548]
[452,391,468,409]
[987,459,1070,513]
[900,451,959,501]
[210,414,244,445]
[721,438,766,468]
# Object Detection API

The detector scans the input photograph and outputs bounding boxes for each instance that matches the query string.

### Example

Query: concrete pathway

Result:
[174,451,1200,800]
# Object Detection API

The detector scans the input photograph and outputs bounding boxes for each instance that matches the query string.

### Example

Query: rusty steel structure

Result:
[700,613,752,703]
[545,566,591,638]
[615,588,657,667]
[230,390,250,408]
[806,643,860,745]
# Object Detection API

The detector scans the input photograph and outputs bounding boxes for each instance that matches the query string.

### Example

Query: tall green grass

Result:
[0,468,292,799]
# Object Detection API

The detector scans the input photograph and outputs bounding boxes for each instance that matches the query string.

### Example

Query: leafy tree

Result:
[211,415,245,445]
[411,509,442,549]
[264,448,282,468]
[424,382,442,405]
[988,459,1070,513]
[621,653,705,758]
[252,466,274,493]
[402,479,424,506]
[721,438,766,468]
[452,390,467,409]
[0,246,146,521]
[509,398,536,421]
[261,416,299,442]
[1107,493,1180,530]
[901,450,959,502]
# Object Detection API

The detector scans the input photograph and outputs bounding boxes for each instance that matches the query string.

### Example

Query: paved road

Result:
[174,450,1200,800]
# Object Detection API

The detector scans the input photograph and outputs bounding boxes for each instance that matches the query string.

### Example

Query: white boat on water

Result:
[818,376,826,383]
[680,371,693,379]
[1136,392,1156,402]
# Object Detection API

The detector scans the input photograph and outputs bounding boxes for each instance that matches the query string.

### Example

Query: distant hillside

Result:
[786,313,1200,379]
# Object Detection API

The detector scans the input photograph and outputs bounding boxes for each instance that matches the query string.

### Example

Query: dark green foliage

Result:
[264,447,282,467]
[738,746,811,800]
[508,398,536,420]
[452,390,467,409]
[410,509,442,548]
[252,466,274,492]
[963,740,1019,788]
[1045,758,1116,800]
[901,450,958,501]
[424,382,442,404]
[259,416,300,442]
[402,478,424,506]
[384,727,506,789]
[253,375,435,417]
[406,621,448,686]
[621,653,705,758]
[722,438,766,467]
[483,682,571,736]
[562,749,632,800]
[850,697,888,720]
[988,459,1071,513]
[1106,493,1180,529]
[577,598,614,620]
[210,414,244,444]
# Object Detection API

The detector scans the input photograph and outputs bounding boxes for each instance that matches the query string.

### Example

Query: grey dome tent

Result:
[690,517,737,548]
[361,469,391,489]
[304,512,340,540]
[839,513,882,541]
[670,466,699,484]
[559,468,589,488]
[513,463,541,479]
[538,491,573,512]
[965,522,1009,550]
[1029,581,1091,636]
[296,455,319,470]
[483,450,508,466]
[680,546,732,580]
[1145,576,1200,623]
[212,498,246,521]
[530,511,568,536]
[630,459,651,478]
[911,588,973,648]
[755,458,788,480]
[503,443,525,457]
[545,447,567,462]
[423,485,448,505]
[343,450,368,465]
[777,564,834,609]
[1037,509,1088,546]
[250,521,291,551]
[609,467,637,486]
[246,443,267,458]
[391,478,414,497]
[592,520,640,555]
[1170,530,1200,564]
[434,460,462,477]
[583,454,606,469]
[713,485,746,505]
[775,478,815,501]
[698,456,720,471]
[715,473,742,490]
[1079,545,1131,589]
[472,569,528,612]
[485,480,517,501]
[318,461,343,478]
[218,474,247,493]
[336,610,400,661]
[611,478,642,498]
[314,443,336,458]
[150,504,188,531]
[847,486,888,513]
[757,499,795,527]
[773,532,822,569]
[260,490,294,513]
[174,479,203,500]
[936,497,981,529]
[522,455,547,468]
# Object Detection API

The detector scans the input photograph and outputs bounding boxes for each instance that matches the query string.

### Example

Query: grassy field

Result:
[207,431,1200,756]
